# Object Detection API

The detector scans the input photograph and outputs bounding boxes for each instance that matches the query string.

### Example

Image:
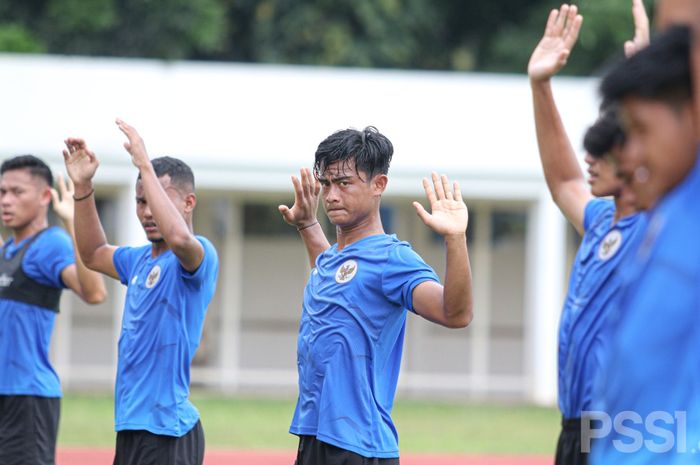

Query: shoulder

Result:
[196,236,218,259]
[114,243,150,265]
[32,226,72,251]
[583,198,615,232]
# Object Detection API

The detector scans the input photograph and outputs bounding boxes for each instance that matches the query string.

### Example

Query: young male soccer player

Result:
[527,4,648,464]
[0,155,107,465]
[591,26,700,464]
[278,126,473,464]
[62,120,219,465]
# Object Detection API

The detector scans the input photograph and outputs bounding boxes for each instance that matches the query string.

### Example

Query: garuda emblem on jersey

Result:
[146,265,161,289]
[598,230,622,261]
[335,259,358,284]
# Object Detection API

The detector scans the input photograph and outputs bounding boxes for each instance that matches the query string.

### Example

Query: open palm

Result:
[528,4,583,81]
[413,173,468,237]
[63,138,99,185]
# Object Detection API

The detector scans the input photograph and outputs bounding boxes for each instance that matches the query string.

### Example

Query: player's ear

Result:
[40,185,52,206]
[372,174,388,195]
[184,192,197,214]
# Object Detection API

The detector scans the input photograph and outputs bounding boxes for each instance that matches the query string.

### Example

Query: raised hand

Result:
[278,168,321,229]
[528,4,583,82]
[116,118,150,169]
[624,0,650,57]
[51,173,75,223]
[413,173,468,237]
[63,137,99,186]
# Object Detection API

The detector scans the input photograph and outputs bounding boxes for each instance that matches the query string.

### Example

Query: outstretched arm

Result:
[624,0,650,58]
[411,173,472,329]
[63,138,120,280]
[116,119,204,273]
[278,168,331,268]
[52,174,107,304]
[528,4,589,234]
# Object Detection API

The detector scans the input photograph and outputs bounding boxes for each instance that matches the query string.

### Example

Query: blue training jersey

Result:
[290,234,440,458]
[591,155,700,464]
[558,199,647,419]
[113,236,218,437]
[0,226,74,397]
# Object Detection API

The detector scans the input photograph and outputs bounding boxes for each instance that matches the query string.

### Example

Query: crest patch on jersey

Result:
[145,265,161,289]
[335,259,358,284]
[598,230,622,261]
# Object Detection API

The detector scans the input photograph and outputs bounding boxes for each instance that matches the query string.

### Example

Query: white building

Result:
[0,54,600,405]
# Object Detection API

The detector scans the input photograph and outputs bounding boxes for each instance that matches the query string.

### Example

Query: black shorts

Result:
[555,417,588,465]
[0,395,60,465]
[294,435,400,465]
[113,420,204,465]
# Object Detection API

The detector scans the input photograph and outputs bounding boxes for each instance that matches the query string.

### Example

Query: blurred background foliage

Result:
[0,0,654,75]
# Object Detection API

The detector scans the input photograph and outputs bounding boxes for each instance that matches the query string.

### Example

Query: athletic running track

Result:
[58,448,551,465]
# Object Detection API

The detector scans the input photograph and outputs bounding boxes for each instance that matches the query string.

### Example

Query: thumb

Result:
[278,205,292,220]
[412,201,431,225]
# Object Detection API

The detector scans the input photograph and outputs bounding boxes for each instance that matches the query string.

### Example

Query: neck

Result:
[335,212,384,250]
[12,216,48,243]
[150,240,171,257]
[612,194,637,223]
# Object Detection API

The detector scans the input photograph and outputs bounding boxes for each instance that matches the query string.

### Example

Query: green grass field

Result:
[58,393,560,454]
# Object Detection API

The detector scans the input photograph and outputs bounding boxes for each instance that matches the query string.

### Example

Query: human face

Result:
[0,169,50,232]
[656,0,700,138]
[585,152,623,198]
[135,175,189,243]
[617,96,697,209]
[317,160,386,229]
[656,0,700,30]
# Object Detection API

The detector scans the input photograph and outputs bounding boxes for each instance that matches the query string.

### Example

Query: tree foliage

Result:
[0,0,655,75]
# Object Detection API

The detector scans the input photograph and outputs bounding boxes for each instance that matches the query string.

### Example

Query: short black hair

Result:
[138,156,195,193]
[314,126,393,180]
[0,154,53,186]
[600,25,692,107]
[583,108,626,159]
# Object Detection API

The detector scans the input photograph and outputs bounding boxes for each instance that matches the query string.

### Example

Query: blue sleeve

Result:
[583,198,614,233]
[113,246,141,286]
[180,236,219,289]
[381,243,440,313]
[22,227,75,288]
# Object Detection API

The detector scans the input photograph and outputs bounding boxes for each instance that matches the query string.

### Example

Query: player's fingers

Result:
[441,174,453,200]
[301,168,313,198]
[291,175,304,206]
[50,188,59,206]
[453,181,463,203]
[563,15,583,50]
[432,172,446,200]
[554,4,570,36]
[422,177,437,205]
[56,173,67,197]
[544,8,560,37]
[62,149,70,161]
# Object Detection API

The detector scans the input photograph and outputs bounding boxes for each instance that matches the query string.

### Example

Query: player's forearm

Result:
[73,182,110,269]
[138,163,196,249]
[531,79,585,197]
[62,218,107,304]
[298,222,331,268]
[441,233,473,328]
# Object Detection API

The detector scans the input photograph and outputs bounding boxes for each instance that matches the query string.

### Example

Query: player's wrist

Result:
[443,231,467,244]
[297,220,320,232]
[73,181,94,198]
